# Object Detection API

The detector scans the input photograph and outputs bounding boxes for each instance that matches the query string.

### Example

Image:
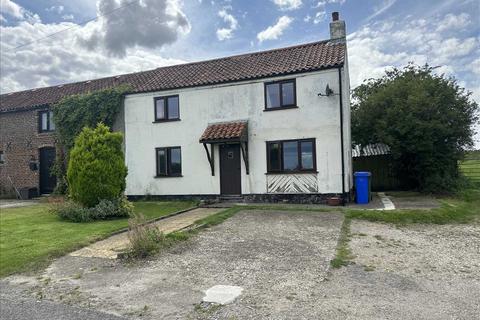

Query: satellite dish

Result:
[318,84,335,96]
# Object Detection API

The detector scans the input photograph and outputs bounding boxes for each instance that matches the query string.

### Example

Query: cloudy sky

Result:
[1,0,479,143]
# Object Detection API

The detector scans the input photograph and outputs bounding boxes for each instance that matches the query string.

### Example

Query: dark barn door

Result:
[219,144,241,195]
[39,147,56,194]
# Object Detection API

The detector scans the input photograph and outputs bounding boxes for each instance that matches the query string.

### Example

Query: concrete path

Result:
[377,192,396,210]
[0,199,39,209]
[70,207,223,259]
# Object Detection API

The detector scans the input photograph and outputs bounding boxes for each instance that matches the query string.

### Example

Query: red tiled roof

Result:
[0,39,345,113]
[200,121,248,143]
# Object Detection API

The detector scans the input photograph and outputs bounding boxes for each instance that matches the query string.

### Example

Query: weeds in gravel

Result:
[330,218,354,268]
[125,213,167,259]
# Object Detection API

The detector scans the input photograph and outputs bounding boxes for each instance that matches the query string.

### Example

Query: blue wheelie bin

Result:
[354,172,371,204]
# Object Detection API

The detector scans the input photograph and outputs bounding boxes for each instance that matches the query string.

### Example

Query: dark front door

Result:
[219,144,241,195]
[39,147,56,194]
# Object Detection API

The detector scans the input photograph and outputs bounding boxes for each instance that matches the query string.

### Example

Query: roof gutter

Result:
[338,66,346,204]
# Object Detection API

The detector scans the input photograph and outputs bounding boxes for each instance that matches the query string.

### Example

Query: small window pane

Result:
[170,148,181,175]
[157,149,167,175]
[49,112,56,131]
[155,98,165,120]
[266,83,280,108]
[282,82,295,106]
[300,141,314,170]
[268,143,281,171]
[283,141,298,171]
[167,96,179,119]
[0,151,4,164]
[41,112,48,131]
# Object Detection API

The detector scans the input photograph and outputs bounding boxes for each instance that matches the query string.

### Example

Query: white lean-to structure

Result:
[121,13,352,202]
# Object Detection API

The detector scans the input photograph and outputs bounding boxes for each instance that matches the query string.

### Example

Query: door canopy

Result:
[199,120,249,176]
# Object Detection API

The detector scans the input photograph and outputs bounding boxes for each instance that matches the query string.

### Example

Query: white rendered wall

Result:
[123,68,351,196]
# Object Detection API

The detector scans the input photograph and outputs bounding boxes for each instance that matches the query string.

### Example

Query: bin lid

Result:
[354,171,371,177]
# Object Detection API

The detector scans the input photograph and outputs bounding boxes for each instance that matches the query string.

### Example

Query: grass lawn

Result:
[0,201,195,277]
[347,188,480,225]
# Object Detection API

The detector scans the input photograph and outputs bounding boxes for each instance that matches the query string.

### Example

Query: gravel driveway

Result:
[2,209,478,319]
[318,220,480,319]
[1,209,343,319]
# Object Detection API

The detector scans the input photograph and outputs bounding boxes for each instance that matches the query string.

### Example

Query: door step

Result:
[219,195,244,202]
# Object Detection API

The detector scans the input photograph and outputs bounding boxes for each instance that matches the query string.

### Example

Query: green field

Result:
[0,201,195,277]
[460,151,480,185]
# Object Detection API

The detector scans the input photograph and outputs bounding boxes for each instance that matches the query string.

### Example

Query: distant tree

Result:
[67,123,127,207]
[352,64,479,193]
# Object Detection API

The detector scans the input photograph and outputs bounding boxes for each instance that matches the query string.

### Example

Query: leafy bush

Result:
[67,123,127,208]
[52,201,92,222]
[352,64,479,193]
[93,196,133,220]
[126,212,165,259]
[52,196,133,222]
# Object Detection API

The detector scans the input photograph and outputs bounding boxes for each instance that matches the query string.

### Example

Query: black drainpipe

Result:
[338,67,346,204]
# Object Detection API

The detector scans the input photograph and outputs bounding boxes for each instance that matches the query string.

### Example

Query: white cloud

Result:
[272,0,302,11]
[0,3,187,93]
[347,14,480,92]
[257,15,293,43]
[303,15,311,22]
[0,0,23,19]
[62,14,74,21]
[366,0,397,21]
[216,7,238,41]
[46,5,64,14]
[314,0,345,8]
[79,0,190,57]
[0,0,40,23]
[436,13,471,32]
[313,10,326,24]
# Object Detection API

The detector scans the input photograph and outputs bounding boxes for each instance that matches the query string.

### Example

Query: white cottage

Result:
[122,12,352,203]
[0,12,352,203]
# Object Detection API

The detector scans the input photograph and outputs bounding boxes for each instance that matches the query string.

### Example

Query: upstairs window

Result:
[39,110,55,132]
[264,79,296,110]
[266,139,316,173]
[156,147,182,177]
[154,95,180,122]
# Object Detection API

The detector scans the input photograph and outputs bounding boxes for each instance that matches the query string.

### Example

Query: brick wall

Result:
[0,107,56,196]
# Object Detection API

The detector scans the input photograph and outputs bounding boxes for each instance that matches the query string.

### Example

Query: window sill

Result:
[152,119,181,123]
[263,106,299,112]
[154,175,183,178]
[38,131,55,134]
[265,171,318,175]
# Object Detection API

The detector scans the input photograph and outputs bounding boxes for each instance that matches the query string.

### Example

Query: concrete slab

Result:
[70,207,223,259]
[203,285,243,305]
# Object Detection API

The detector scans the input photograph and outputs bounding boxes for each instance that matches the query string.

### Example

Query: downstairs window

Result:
[266,139,316,173]
[156,147,182,177]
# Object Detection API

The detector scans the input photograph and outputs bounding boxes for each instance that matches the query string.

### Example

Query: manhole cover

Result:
[203,285,243,305]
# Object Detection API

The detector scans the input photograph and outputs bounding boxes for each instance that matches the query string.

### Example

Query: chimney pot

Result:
[329,12,346,40]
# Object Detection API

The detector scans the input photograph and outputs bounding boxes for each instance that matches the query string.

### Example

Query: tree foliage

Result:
[352,64,479,193]
[53,85,129,150]
[51,86,129,193]
[67,123,127,207]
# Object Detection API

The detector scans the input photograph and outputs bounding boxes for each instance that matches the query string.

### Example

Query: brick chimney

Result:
[329,12,346,40]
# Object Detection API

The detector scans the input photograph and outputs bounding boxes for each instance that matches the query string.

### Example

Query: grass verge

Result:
[346,189,479,225]
[330,217,354,268]
[0,201,196,277]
